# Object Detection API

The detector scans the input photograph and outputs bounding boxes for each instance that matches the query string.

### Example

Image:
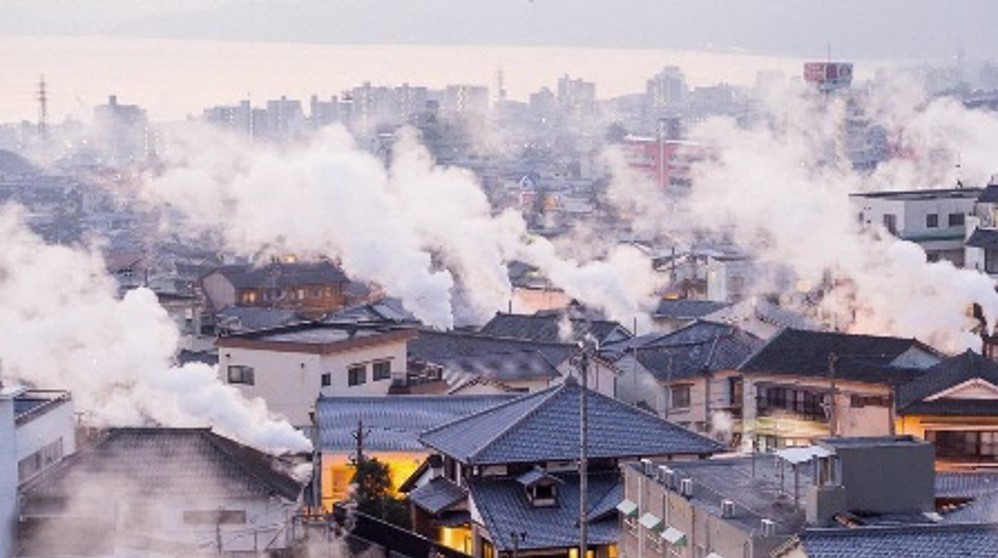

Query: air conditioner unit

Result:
[721,499,735,518]
[679,478,694,497]
[657,465,672,483]
[760,518,776,537]
[640,458,654,476]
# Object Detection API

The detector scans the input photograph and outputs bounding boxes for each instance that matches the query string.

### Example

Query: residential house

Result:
[200,260,355,319]
[478,312,632,347]
[216,322,416,427]
[964,181,998,276]
[621,435,998,558]
[606,321,764,438]
[737,328,940,451]
[16,428,304,556]
[313,394,517,507]
[850,187,980,265]
[651,299,730,333]
[895,350,998,467]
[1,387,75,558]
[407,381,723,558]
[408,329,619,397]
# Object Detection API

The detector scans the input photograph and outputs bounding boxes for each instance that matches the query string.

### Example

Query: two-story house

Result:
[895,349,998,467]
[606,321,764,438]
[736,328,941,451]
[216,322,416,427]
[406,381,723,558]
[851,187,980,265]
[200,260,356,320]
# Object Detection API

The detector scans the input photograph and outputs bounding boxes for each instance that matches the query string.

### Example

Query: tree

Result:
[350,457,411,529]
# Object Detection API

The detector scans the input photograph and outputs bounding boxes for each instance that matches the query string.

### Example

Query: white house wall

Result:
[1,394,16,558]
[14,400,76,473]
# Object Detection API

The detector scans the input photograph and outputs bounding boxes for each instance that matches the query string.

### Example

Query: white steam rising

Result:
[678,79,998,352]
[144,124,660,327]
[0,206,309,453]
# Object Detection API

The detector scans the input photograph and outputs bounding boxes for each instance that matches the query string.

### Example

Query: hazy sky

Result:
[3,0,995,61]
[1,1,993,122]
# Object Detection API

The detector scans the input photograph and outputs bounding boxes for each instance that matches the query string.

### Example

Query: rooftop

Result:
[849,187,983,201]
[206,260,349,289]
[896,350,998,416]
[13,390,72,426]
[408,328,578,367]
[420,381,723,465]
[216,322,415,354]
[794,524,998,558]
[20,428,304,504]
[609,321,764,380]
[315,394,519,452]
[478,312,630,345]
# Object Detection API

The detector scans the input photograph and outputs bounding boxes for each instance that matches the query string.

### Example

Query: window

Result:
[17,438,64,483]
[986,249,998,274]
[729,377,743,406]
[227,365,255,385]
[850,394,890,408]
[926,213,939,228]
[321,372,331,387]
[239,291,258,304]
[348,364,366,386]
[949,212,966,227]
[927,430,998,459]
[182,510,247,525]
[883,213,897,234]
[670,385,692,409]
[373,360,391,381]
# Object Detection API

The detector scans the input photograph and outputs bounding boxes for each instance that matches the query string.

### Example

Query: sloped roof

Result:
[468,471,620,552]
[977,184,998,204]
[896,350,998,415]
[20,428,303,502]
[653,299,730,320]
[739,328,934,383]
[408,477,468,515]
[315,394,518,452]
[419,382,722,465]
[206,261,348,289]
[440,350,560,390]
[321,298,418,326]
[630,321,764,381]
[409,329,578,366]
[966,228,998,250]
[796,524,998,558]
[479,313,630,345]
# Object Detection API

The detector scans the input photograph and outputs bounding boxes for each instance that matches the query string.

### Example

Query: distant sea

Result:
[0,36,877,123]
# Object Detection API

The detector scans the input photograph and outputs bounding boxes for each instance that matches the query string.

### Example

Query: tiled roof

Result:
[479,313,630,345]
[796,524,998,558]
[408,477,467,514]
[739,328,935,383]
[896,350,998,414]
[966,227,998,250]
[321,298,418,326]
[978,184,998,204]
[206,260,348,289]
[409,329,578,366]
[440,350,560,390]
[315,394,518,452]
[20,427,303,502]
[215,306,303,332]
[629,321,764,380]
[419,382,722,465]
[468,471,620,552]
[936,472,998,525]
[653,299,730,320]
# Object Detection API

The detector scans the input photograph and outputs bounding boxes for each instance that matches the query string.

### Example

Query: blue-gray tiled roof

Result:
[420,382,722,464]
[797,524,998,558]
[469,471,620,552]
[408,477,468,514]
[315,394,518,452]
[896,350,998,415]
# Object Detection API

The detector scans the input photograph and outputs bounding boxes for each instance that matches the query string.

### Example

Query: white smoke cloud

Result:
[143,123,662,328]
[676,79,998,352]
[0,205,309,453]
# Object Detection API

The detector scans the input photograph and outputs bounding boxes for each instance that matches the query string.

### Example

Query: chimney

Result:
[721,499,735,518]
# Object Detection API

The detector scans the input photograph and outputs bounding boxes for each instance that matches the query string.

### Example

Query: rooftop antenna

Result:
[496,67,507,102]
[956,153,964,188]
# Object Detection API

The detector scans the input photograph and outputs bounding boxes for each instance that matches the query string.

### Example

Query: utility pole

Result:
[576,345,590,558]
[827,353,839,437]
[353,419,367,464]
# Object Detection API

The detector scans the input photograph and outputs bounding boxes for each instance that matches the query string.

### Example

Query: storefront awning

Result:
[661,526,687,546]
[639,512,663,531]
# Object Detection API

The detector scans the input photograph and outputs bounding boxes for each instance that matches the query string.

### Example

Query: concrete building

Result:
[216,322,416,427]
[619,436,956,558]
[1,387,75,558]
[850,188,981,265]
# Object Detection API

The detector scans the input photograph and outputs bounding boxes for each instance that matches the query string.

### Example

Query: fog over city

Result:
[4,3,998,558]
